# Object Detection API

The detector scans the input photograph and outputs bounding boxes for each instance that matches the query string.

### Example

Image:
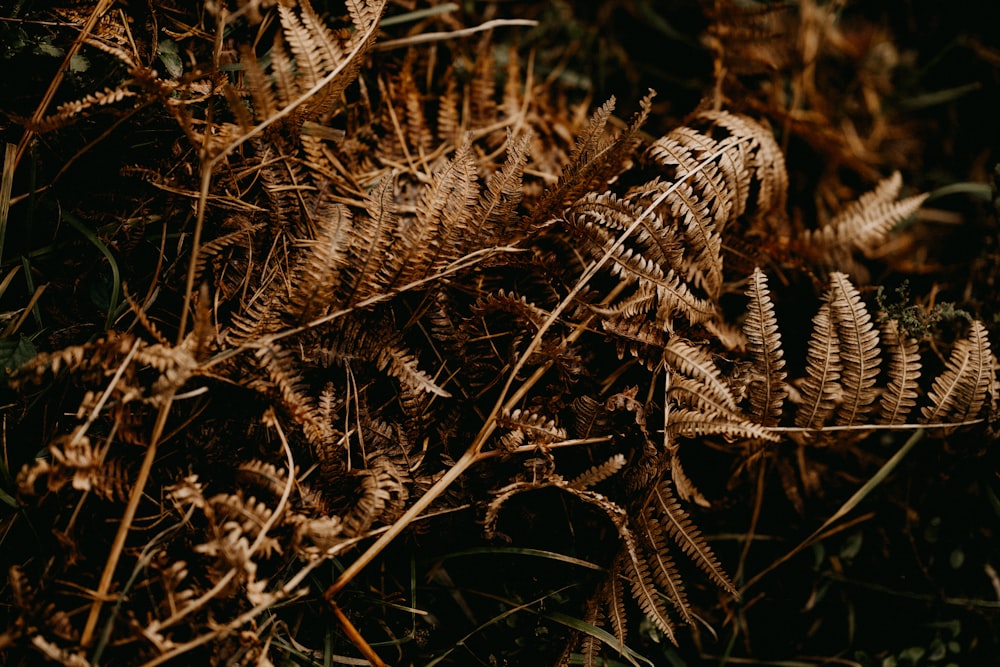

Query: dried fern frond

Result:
[878,319,922,425]
[622,543,678,644]
[637,510,693,625]
[529,91,654,225]
[828,272,881,426]
[663,338,738,413]
[471,130,531,246]
[383,138,479,288]
[568,454,627,490]
[497,407,567,447]
[648,479,737,595]
[806,172,928,257]
[921,320,994,428]
[286,199,351,323]
[794,303,843,430]
[667,407,780,443]
[377,344,451,398]
[743,267,787,425]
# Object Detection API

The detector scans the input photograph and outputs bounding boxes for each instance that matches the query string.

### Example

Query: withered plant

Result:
[0,1,997,665]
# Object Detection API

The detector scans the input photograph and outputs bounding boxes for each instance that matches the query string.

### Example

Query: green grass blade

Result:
[63,212,121,330]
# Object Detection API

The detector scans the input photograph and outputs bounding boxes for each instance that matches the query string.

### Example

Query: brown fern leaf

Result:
[339,174,400,304]
[437,73,461,145]
[255,345,334,455]
[668,376,748,423]
[663,338,738,413]
[286,199,351,322]
[921,320,994,427]
[377,344,451,398]
[33,84,140,133]
[622,546,678,644]
[794,303,843,430]
[606,555,630,654]
[497,407,566,446]
[637,509,693,626]
[613,253,719,326]
[568,454,627,490]
[667,407,780,443]
[571,395,612,439]
[828,272,881,426]
[807,172,928,256]
[384,138,479,288]
[471,131,530,247]
[468,41,498,129]
[345,0,386,36]
[601,316,668,370]
[529,92,654,225]
[693,110,789,224]
[239,45,280,121]
[572,594,604,667]
[744,267,788,425]
[279,0,383,123]
[878,319,923,425]
[581,190,685,270]
[668,180,725,297]
[341,469,389,537]
[649,479,738,595]
[645,130,740,234]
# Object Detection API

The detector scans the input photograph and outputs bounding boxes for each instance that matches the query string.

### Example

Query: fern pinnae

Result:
[345,174,398,304]
[297,0,350,73]
[473,131,529,245]
[278,4,329,90]
[816,172,929,253]
[663,339,738,412]
[286,200,350,323]
[668,375,745,420]
[829,272,881,426]
[385,139,478,287]
[668,181,724,297]
[345,0,386,38]
[638,510,693,625]
[650,480,737,595]
[568,454,627,490]
[795,303,842,430]
[531,92,653,224]
[921,320,994,426]
[667,407,780,442]
[624,548,678,644]
[744,267,788,425]
[647,128,735,229]
[696,110,788,218]
[878,319,922,424]
[600,557,628,655]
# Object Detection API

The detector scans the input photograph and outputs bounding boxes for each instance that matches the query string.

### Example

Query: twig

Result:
[376,19,538,51]
[80,394,176,646]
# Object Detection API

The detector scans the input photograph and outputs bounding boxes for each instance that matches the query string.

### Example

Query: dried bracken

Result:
[1,1,996,665]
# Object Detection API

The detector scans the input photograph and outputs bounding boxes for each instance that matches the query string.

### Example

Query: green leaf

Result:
[157,39,183,78]
[35,39,62,58]
[69,54,89,73]
[0,334,35,383]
